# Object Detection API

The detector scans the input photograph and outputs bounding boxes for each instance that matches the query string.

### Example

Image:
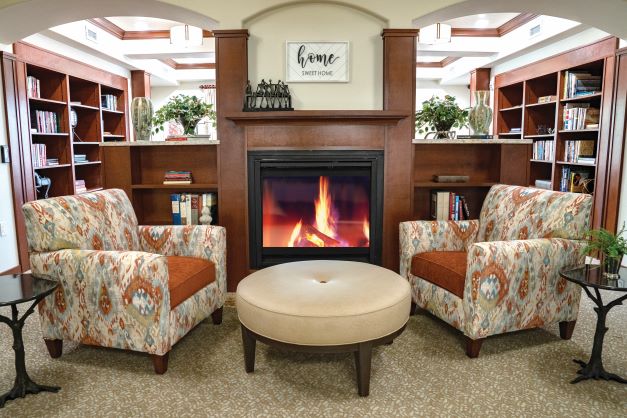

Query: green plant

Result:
[582,224,627,258]
[415,95,468,138]
[152,94,216,135]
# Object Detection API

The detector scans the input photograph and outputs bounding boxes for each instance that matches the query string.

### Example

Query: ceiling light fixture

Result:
[170,24,203,47]
[418,23,452,45]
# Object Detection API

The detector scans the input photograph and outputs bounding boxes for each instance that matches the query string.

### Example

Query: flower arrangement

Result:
[152,94,216,136]
[415,95,468,138]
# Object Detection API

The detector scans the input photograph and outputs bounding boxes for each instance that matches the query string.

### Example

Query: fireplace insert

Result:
[248,150,383,268]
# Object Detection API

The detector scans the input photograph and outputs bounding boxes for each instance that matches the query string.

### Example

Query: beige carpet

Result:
[0,291,625,417]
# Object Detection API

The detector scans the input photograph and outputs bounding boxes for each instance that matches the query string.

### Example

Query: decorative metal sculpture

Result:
[243,79,293,111]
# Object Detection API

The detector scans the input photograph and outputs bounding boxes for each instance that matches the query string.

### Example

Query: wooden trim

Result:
[87,18,124,39]
[13,42,128,90]
[416,57,459,68]
[381,29,419,38]
[213,30,250,39]
[225,110,408,124]
[494,37,618,88]
[0,266,21,275]
[131,70,151,98]
[160,59,215,70]
[88,18,213,40]
[451,13,538,38]
[498,13,539,36]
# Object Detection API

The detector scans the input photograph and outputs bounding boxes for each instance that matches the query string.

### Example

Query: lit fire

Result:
[282,177,369,248]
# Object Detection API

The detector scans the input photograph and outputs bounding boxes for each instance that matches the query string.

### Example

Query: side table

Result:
[0,273,59,407]
[559,265,627,384]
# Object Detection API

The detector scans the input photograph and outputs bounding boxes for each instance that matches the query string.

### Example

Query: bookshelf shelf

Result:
[560,93,602,103]
[73,141,101,145]
[558,129,599,134]
[497,132,521,136]
[28,97,67,106]
[555,160,596,167]
[525,134,555,139]
[413,181,497,188]
[74,161,101,166]
[530,159,553,164]
[83,187,104,194]
[34,163,72,169]
[499,105,523,112]
[71,103,100,111]
[131,183,219,190]
[31,132,69,136]
[526,101,557,108]
[102,109,124,115]
[103,134,125,138]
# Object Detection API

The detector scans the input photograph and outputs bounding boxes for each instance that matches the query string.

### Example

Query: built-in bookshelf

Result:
[17,43,130,199]
[101,141,219,225]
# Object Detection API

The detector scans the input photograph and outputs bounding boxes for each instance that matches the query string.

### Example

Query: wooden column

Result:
[381,29,418,272]
[214,30,249,291]
[470,68,491,106]
[130,70,151,98]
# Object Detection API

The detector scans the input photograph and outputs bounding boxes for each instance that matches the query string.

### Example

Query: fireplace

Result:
[248,150,383,268]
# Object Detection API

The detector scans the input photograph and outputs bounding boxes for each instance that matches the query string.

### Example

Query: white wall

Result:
[0,43,19,272]
[415,80,471,138]
[246,3,384,110]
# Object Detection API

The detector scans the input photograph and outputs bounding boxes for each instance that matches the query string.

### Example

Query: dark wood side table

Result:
[0,273,59,407]
[560,265,627,384]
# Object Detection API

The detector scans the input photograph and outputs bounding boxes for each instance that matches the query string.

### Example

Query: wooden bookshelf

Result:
[8,43,130,200]
[493,36,618,228]
[101,141,220,225]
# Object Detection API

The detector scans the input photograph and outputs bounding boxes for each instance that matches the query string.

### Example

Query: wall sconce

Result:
[418,23,452,45]
[170,25,203,47]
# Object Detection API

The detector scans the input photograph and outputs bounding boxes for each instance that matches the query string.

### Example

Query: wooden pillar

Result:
[470,68,491,106]
[214,30,249,291]
[130,70,151,99]
[381,29,418,272]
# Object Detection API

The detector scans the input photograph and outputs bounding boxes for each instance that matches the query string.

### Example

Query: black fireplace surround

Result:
[248,150,384,268]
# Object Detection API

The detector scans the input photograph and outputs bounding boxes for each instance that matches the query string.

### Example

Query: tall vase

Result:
[468,90,492,136]
[131,97,154,141]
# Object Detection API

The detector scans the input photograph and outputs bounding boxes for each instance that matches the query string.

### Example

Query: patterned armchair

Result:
[22,189,226,373]
[400,185,592,357]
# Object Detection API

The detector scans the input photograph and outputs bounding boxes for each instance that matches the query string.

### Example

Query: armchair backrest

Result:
[478,184,592,242]
[22,189,140,253]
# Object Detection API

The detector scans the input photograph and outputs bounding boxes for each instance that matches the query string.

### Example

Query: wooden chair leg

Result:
[211,307,223,325]
[465,337,484,358]
[559,320,577,340]
[151,352,169,374]
[354,342,373,397]
[409,302,417,316]
[241,324,256,373]
[44,339,62,358]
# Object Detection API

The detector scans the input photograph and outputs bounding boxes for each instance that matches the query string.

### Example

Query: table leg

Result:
[0,302,60,407]
[571,289,627,384]
[241,324,256,373]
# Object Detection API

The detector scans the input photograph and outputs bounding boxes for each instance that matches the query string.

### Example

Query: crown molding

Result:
[160,59,215,70]
[87,18,213,40]
[449,13,539,38]
[416,57,460,68]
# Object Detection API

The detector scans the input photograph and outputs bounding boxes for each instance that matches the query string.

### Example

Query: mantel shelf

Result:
[225,110,410,125]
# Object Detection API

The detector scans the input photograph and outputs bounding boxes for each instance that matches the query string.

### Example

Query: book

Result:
[101,94,118,111]
[430,190,450,221]
[564,140,595,163]
[26,76,40,98]
[171,194,181,225]
[180,194,188,225]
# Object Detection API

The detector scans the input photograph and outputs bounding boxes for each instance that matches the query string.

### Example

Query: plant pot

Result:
[602,254,622,279]
[131,97,153,141]
[468,90,492,135]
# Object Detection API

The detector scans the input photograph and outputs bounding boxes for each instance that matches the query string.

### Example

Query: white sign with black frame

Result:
[285,41,349,83]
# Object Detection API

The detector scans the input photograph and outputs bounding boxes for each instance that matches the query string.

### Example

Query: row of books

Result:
[31,144,59,168]
[26,76,41,99]
[164,170,192,185]
[171,193,218,225]
[559,167,593,193]
[563,71,601,99]
[101,94,118,111]
[430,191,470,221]
[563,103,599,130]
[563,140,596,164]
[75,179,87,194]
[31,110,60,133]
[532,140,554,161]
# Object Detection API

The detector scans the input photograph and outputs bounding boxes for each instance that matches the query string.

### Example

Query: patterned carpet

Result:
[0,291,625,417]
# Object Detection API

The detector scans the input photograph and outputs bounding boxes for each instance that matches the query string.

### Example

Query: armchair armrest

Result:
[138,225,227,296]
[399,220,479,278]
[463,238,586,339]
[29,249,172,355]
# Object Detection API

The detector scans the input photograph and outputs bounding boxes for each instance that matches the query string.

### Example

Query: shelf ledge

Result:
[413,138,532,144]
[100,139,220,147]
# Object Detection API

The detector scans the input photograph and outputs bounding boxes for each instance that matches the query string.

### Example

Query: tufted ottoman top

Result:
[236,260,411,346]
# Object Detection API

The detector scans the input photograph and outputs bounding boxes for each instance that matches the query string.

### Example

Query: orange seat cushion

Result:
[167,256,216,309]
[411,251,467,298]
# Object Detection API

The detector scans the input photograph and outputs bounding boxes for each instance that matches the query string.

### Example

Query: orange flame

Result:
[363,218,370,242]
[287,219,303,247]
[314,176,336,239]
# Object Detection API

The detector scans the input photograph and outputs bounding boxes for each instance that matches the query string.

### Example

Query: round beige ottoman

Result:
[236,260,411,396]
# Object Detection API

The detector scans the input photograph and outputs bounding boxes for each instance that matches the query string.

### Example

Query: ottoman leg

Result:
[354,342,373,397]
[241,324,256,373]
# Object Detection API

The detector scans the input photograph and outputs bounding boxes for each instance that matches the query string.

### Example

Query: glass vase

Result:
[131,97,153,141]
[602,254,621,279]
[468,90,492,136]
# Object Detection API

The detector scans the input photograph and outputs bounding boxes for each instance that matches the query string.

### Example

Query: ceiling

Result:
[443,13,518,29]
[106,16,181,31]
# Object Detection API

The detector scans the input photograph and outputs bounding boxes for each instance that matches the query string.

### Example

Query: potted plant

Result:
[583,224,627,278]
[415,95,468,139]
[152,94,216,136]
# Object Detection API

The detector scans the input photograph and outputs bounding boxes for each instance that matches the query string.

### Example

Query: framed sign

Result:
[286,41,349,83]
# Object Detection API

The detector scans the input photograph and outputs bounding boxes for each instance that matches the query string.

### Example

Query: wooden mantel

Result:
[225,110,410,124]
